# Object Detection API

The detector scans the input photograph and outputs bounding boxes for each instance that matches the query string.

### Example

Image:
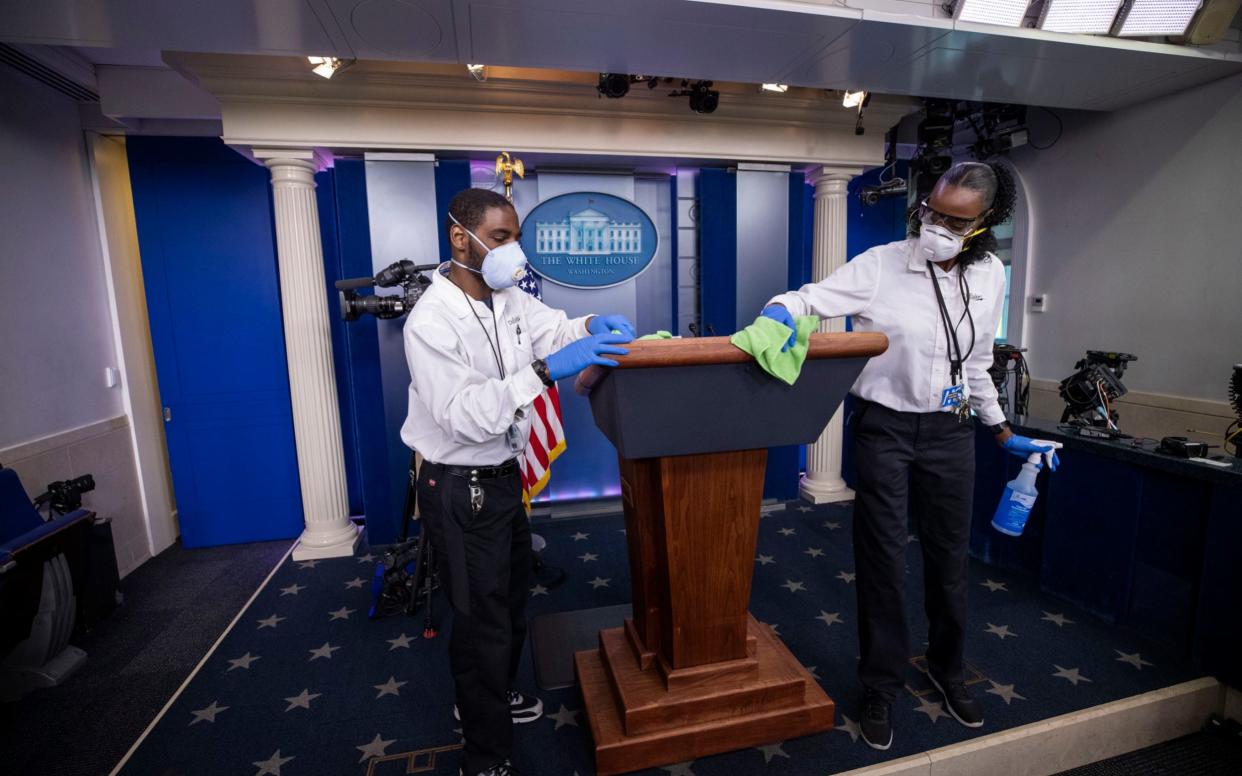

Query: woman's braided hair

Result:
[907,161,1017,265]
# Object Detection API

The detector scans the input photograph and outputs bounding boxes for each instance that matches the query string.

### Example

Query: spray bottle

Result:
[991,441,1063,537]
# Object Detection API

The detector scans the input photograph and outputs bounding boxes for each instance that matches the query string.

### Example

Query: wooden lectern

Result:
[574,331,889,775]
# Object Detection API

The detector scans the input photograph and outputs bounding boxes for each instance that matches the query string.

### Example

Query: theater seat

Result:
[0,466,93,701]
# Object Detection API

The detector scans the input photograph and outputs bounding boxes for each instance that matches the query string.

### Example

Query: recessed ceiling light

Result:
[761,83,789,93]
[466,63,488,82]
[307,56,353,79]
[843,90,868,108]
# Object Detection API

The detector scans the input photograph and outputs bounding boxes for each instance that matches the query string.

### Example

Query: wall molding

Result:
[0,415,128,464]
[1029,378,1233,420]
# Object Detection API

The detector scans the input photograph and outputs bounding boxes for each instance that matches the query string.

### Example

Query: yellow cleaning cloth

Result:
[730,315,820,385]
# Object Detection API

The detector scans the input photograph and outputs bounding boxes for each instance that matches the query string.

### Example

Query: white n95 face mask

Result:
[918,224,965,263]
[449,213,528,290]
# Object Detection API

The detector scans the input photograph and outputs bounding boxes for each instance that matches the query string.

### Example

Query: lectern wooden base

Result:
[575,616,834,775]
[577,333,885,775]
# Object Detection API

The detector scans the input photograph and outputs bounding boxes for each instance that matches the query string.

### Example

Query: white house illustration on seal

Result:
[535,207,643,255]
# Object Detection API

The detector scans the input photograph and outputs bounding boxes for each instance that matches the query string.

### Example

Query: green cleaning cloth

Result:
[637,330,674,341]
[730,315,820,385]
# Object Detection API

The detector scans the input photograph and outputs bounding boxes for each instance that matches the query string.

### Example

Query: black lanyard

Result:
[453,281,507,378]
[927,261,975,385]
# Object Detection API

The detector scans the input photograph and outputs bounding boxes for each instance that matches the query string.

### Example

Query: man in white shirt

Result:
[762,162,1058,750]
[402,188,635,776]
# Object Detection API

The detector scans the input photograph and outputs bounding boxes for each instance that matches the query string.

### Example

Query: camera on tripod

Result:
[336,260,438,321]
[1059,350,1137,431]
[33,474,95,517]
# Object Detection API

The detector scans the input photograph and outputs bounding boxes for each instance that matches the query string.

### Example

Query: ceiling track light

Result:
[761,83,789,93]
[842,89,868,108]
[668,80,719,114]
[466,63,487,82]
[307,56,354,79]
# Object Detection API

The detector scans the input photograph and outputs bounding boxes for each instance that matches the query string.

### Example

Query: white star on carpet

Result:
[756,554,775,565]
[387,633,414,650]
[756,742,789,763]
[253,749,294,776]
[344,577,366,589]
[279,583,304,596]
[796,505,812,513]
[985,681,1025,704]
[284,689,321,711]
[778,527,797,537]
[765,622,781,634]
[589,577,611,589]
[835,714,860,742]
[356,733,396,762]
[907,534,918,544]
[328,606,356,621]
[530,584,549,596]
[836,570,855,583]
[547,704,580,730]
[1042,611,1074,627]
[373,676,408,699]
[297,560,318,569]
[1115,651,1154,670]
[817,611,843,627]
[571,532,589,541]
[578,552,598,563]
[662,762,695,776]
[308,642,340,661]
[189,700,228,725]
[980,579,1008,592]
[1052,665,1092,685]
[256,614,285,630]
[227,652,260,671]
[804,547,824,558]
[985,623,1017,640]
[617,528,627,535]
[823,521,841,530]
[356,553,375,564]
[806,665,821,680]
[781,580,806,593]
[913,695,948,723]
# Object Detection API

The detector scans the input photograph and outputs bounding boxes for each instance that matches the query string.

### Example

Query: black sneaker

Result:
[507,690,543,724]
[860,690,893,750]
[928,674,985,728]
[453,692,544,724]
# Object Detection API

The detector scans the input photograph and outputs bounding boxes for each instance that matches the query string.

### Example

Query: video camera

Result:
[1058,350,1137,431]
[32,474,95,518]
[336,260,438,321]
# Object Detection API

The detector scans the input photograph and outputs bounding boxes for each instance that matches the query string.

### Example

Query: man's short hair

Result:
[445,188,515,235]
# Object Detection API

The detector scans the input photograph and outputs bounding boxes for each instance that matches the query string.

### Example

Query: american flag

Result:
[516,267,566,508]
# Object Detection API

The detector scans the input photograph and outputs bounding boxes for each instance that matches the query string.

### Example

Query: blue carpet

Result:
[116,501,1200,775]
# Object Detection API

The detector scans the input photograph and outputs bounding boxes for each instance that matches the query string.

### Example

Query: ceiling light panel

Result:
[1112,0,1203,36]
[953,0,1033,27]
[1038,0,1126,33]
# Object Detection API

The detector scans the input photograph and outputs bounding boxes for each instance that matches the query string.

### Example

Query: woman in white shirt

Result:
[762,162,1058,750]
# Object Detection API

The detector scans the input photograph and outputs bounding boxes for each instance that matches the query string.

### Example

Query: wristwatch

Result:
[986,420,1011,435]
[532,359,555,389]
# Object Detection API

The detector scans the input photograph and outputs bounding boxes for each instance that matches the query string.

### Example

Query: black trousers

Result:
[417,460,531,775]
[850,398,975,702]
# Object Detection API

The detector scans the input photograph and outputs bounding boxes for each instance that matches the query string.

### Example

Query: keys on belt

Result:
[432,459,519,515]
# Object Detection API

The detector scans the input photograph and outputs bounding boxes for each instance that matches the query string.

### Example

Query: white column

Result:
[801,164,865,505]
[253,148,361,560]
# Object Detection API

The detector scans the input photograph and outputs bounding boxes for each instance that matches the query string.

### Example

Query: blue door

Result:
[127,137,303,547]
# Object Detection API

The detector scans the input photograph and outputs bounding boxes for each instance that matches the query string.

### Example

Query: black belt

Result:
[432,458,520,480]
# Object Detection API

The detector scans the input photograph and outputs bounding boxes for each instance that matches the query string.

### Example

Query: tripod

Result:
[369,453,440,637]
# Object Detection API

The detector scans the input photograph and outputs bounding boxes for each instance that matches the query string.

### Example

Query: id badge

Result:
[505,423,525,454]
[940,384,965,409]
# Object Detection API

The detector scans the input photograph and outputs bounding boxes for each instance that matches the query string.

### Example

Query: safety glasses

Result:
[919,199,987,236]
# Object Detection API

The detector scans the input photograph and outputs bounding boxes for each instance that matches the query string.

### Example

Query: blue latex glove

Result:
[546,332,631,380]
[1003,435,1061,471]
[760,304,796,352]
[588,314,637,340]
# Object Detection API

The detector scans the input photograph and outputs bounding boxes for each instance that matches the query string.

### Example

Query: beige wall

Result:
[1,418,150,577]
